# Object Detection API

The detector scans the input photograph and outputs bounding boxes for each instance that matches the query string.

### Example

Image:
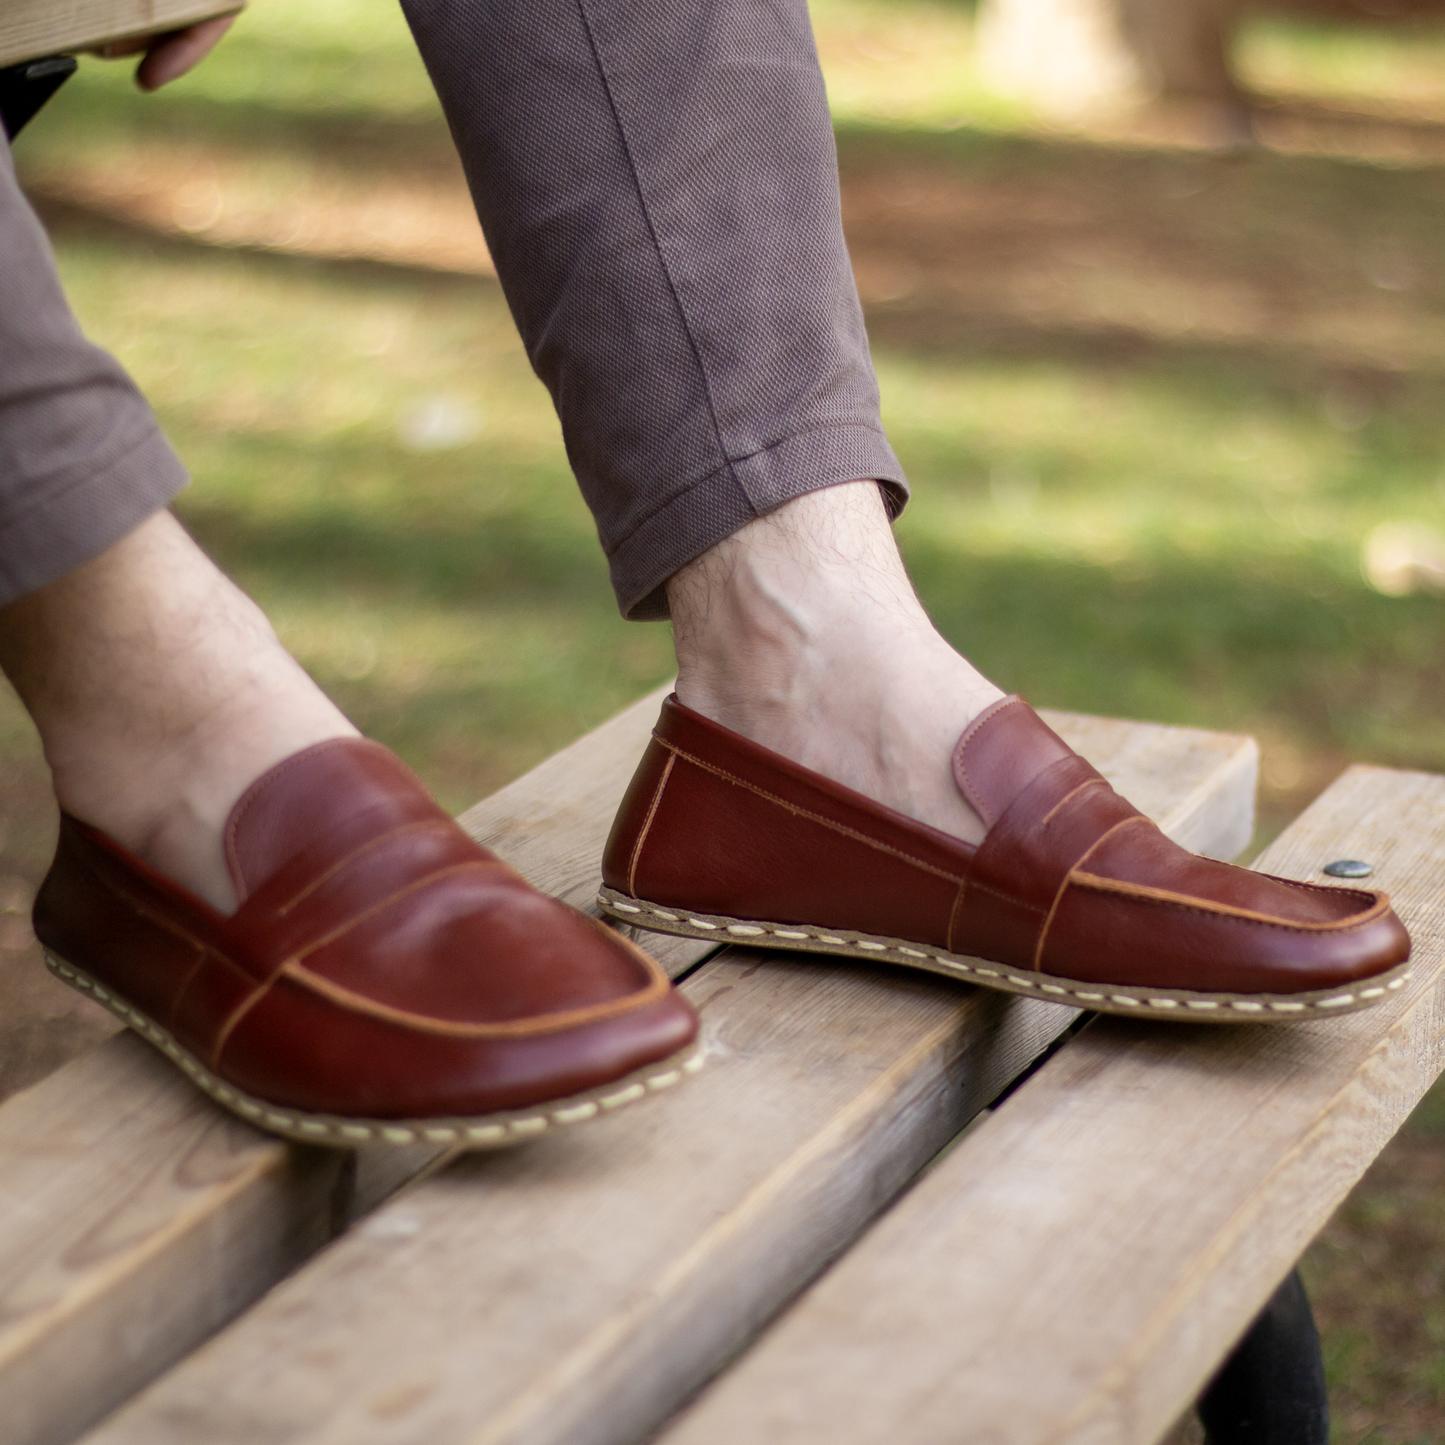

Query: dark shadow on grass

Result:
[16,72,460,171]
[180,488,612,608]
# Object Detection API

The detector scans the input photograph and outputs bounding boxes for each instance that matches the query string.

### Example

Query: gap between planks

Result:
[73,710,1256,1445]
[656,763,1445,1445]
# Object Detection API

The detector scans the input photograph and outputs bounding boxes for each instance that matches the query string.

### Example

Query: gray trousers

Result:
[0,0,905,620]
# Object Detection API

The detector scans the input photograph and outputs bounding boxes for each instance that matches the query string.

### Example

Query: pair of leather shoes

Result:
[36,696,1410,1147]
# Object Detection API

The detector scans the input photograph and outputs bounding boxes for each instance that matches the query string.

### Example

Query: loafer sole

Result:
[598,888,1412,1023]
[46,949,704,1147]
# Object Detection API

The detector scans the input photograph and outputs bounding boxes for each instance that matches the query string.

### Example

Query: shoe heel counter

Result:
[602,738,675,896]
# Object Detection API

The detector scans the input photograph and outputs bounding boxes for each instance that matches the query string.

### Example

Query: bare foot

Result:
[0,512,356,912]
[666,480,1003,846]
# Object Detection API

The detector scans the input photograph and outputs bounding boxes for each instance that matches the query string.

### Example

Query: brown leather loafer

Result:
[599,695,1411,1022]
[33,739,700,1146]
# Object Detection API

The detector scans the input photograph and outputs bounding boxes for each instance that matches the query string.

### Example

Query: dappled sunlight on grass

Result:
[68,0,439,123]
[885,348,1445,777]
[41,214,1445,828]
[810,0,1027,130]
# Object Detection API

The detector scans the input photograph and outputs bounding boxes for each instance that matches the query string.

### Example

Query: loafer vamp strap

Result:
[951,753,1149,966]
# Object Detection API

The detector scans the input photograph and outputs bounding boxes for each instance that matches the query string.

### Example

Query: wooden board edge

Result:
[0,1,244,69]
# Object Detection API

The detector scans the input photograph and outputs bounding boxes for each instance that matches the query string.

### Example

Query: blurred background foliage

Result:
[4,10,1445,1436]
[7,0,1445,835]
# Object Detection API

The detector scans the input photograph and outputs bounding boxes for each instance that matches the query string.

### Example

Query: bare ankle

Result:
[663,481,1001,845]
[0,512,355,912]
[668,481,927,709]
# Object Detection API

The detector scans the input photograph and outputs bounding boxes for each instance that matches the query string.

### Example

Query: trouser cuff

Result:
[0,426,189,608]
[612,422,907,620]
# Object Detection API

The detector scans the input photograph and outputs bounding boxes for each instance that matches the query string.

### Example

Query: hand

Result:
[95,13,236,92]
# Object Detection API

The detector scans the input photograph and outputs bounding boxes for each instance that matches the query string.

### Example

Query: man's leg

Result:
[0,132,698,1138]
[0,514,355,912]
[423,0,1406,1019]
[0,141,353,911]
[403,0,998,843]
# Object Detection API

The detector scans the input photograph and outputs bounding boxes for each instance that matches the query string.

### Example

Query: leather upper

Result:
[35,739,697,1118]
[601,695,1410,995]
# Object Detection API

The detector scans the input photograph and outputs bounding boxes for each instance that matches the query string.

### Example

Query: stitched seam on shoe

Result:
[290,861,504,963]
[167,943,218,1034]
[944,871,1047,958]
[628,752,675,898]
[1036,775,1109,831]
[1071,872,1393,932]
[945,878,968,955]
[963,876,1049,913]
[277,959,669,1037]
[945,777,1106,955]
[951,696,1027,825]
[73,851,214,956]
[1034,815,1152,972]
[604,895,1410,1014]
[1258,875,1381,904]
[210,976,278,1071]
[274,816,462,918]
[655,740,964,885]
[222,743,387,904]
[79,853,328,996]
[67,850,271,1063]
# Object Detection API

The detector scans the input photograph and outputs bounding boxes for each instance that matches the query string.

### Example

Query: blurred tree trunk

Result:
[976,0,1246,115]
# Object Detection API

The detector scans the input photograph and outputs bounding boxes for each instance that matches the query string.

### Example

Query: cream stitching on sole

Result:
[598,889,1410,1023]
[44,951,702,1148]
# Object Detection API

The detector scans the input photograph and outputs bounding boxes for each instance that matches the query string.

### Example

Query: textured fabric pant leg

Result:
[401,0,906,619]
[0,143,188,609]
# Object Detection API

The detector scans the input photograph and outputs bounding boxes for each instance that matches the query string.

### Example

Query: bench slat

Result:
[0,685,694,1445]
[655,764,1445,1445]
[78,716,1256,1445]
[0,0,241,69]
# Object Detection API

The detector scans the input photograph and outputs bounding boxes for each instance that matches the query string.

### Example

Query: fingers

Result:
[134,14,236,91]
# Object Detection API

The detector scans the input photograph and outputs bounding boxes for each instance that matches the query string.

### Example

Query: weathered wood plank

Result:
[658,764,1445,1445]
[0,685,695,1445]
[0,0,242,69]
[79,717,1257,1445]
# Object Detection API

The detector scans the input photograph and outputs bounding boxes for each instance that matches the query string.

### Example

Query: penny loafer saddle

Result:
[599,695,1411,1021]
[34,739,700,1146]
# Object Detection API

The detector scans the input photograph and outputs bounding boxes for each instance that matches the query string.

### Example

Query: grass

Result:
[5,4,1445,1437]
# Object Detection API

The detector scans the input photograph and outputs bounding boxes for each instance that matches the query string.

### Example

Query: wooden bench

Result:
[2,683,1436,1445]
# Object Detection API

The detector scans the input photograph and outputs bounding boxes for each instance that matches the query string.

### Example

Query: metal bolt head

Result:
[1323,859,1373,879]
